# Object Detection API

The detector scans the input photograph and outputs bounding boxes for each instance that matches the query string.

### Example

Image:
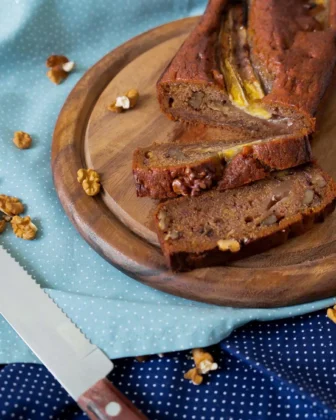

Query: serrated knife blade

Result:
[0,245,146,420]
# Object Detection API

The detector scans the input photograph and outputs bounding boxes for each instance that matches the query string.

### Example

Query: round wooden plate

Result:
[52,17,336,308]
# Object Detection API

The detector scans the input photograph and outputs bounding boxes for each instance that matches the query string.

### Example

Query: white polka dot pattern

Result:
[0,310,335,419]
[0,0,335,365]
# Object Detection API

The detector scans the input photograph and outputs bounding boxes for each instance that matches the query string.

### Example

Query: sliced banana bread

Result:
[154,165,336,272]
[157,0,336,138]
[133,135,312,198]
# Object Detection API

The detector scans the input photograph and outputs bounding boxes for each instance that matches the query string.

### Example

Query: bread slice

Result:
[154,164,336,272]
[157,0,336,139]
[133,135,312,198]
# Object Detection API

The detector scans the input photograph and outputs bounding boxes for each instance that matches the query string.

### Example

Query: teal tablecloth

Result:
[0,0,335,364]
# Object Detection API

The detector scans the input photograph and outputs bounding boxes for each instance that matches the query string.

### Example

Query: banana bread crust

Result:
[250,0,336,118]
[157,0,336,137]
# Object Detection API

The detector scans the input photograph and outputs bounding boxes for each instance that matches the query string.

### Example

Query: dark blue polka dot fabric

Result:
[1,308,335,420]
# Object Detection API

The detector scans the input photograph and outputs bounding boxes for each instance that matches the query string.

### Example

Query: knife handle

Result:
[78,378,147,420]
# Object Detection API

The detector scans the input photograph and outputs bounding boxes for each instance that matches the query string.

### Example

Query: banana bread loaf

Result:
[157,0,336,138]
[154,164,336,272]
[133,135,312,198]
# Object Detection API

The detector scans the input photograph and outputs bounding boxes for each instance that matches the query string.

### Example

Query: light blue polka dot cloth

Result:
[0,0,335,364]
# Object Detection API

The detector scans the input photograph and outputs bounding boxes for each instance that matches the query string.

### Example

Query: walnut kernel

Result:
[77,169,101,196]
[172,179,188,196]
[184,348,218,386]
[311,174,326,188]
[13,131,32,149]
[303,189,314,205]
[46,55,75,84]
[107,101,124,113]
[46,55,69,68]
[11,216,38,240]
[108,89,139,113]
[47,67,68,84]
[157,209,170,231]
[82,176,101,196]
[145,151,153,159]
[126,89,140,108]
[217,239,241,252]
[0,195,24,216]
[77,169,86,184]
[0,219,6,234]
[192,348,218,374]
[327,305,336,323]
[164,230,180,241]
[184,368,203,385]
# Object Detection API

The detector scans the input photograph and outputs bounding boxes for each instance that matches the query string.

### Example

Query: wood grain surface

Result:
[51,17,336,308]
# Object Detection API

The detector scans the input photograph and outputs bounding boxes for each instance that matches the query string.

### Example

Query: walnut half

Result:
[13,131,32,149]
[77,169,101,196]
[0,195,24,216]
[11,216,38,240]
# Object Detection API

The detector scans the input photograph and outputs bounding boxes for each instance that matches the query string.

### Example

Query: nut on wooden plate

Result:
[77,168,101,196]
[108,89,139,113]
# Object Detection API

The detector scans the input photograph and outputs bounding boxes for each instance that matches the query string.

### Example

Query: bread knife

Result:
[0,244,147,420]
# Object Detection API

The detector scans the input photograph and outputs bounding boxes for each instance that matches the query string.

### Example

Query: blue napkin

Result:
[0,0,335,364]
[1,309,336,419]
